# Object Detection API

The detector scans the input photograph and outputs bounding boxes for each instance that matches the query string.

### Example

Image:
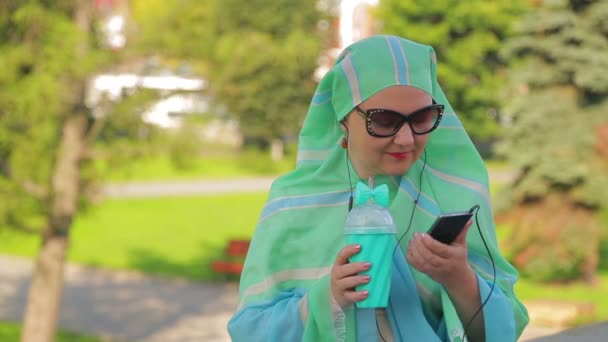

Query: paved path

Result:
[102,170,515,198]
[0,255,237,341]
[103,177,277,198]
[0,255,574,342]
[531,322,608,341]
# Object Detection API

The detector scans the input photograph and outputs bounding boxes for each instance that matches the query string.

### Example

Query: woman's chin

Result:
[383,163,413,176]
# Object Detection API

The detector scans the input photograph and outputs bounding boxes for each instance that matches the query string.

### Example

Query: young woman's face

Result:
[343,86,434,179]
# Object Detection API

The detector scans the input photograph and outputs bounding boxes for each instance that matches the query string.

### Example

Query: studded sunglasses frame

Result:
[354,102,444,137]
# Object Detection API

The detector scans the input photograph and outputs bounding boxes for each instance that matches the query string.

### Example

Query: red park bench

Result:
[211,239,250,278]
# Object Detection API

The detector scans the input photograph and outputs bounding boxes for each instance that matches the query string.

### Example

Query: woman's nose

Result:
[392,124,415,145]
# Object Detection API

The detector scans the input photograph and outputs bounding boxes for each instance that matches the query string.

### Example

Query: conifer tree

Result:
[377,0,527,144]
[499,0,608,282]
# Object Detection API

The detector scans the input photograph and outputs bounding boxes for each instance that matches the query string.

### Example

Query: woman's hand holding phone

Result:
[406,219,475,290]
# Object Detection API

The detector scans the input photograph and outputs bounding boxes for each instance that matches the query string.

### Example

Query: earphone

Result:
[461,205,496,342]
[344,146,496,341]
[342,123,355,212]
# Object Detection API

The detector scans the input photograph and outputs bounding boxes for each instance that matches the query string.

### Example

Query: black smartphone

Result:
[427,210,473,245]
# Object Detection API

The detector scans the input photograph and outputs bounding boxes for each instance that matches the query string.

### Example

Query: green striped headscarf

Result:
[233,35,528,341]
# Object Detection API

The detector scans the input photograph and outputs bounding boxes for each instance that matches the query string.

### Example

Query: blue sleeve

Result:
[228,290,306,342]
[438,273,523,342]
[477,274,517,341]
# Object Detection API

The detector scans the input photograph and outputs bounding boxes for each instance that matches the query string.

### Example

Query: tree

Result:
[128,0,326,160]
[205,0,326,159]
[128,0,214,70]
[0,1,161,340]
[375,0,527,146]
[0,1,323,339]
[498,0,608,283]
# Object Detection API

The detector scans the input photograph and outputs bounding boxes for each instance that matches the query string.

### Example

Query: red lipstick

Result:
[387,152,409,160]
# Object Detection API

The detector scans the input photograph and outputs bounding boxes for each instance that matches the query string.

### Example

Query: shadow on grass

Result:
[126,241,237,282]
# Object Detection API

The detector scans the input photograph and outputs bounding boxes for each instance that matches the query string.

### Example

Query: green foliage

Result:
[376,0,527,142]
[498,0,608,208]
[210,31,321,140]
[0,1,103,233]
[498,0,608,282]
[129,0,213,73]
[211,0,320,39]
[0,1,174,235]
[166,131,200,171]
[504,196,596,282]
[205,0,325,143]
[238,146,296,174]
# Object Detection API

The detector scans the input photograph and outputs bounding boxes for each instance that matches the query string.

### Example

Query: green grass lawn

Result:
[515,271,608,324]
[0,321,102,342]
[0,193,267,281]
[99,153,295,182]
[484,158,511,171]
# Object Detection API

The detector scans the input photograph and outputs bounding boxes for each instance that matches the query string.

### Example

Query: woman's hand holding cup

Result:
[330,244,371,309]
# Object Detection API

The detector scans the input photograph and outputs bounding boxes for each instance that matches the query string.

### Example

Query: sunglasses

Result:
[354,102,444,137]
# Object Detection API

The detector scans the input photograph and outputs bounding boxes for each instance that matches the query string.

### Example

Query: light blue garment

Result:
[229,289,306,341]
[229,244,519,341]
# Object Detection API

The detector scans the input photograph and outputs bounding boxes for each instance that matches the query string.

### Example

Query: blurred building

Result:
[316,0,378,80]
[87,0,241,146]
[94,0,128,50]
[339,0,378,48]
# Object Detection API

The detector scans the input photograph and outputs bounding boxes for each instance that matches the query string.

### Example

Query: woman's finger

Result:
[334,261,370,279]
[406,239,425,270]
[335,244,361,266]
[420,233,452,258]
[342,290,368,304]
[336,274,370,291]
[414,235,446,268]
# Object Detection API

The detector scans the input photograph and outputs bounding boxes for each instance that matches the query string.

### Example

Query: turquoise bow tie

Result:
[354,182,390,208]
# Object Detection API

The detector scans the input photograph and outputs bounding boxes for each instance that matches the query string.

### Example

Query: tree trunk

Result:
[21,114,87,342]
[21,1,91,339]
[20,237,68,342]
[270,138,284,161]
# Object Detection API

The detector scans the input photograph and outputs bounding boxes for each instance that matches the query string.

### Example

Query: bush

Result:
[237,146,295,175]
[506,195,601,283]
[167,123,202,171]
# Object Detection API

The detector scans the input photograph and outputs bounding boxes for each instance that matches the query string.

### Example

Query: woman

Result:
[228,35,529,341]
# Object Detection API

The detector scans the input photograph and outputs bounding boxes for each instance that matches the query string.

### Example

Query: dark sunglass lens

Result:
[411,107,440,133]
[370,110,403,135]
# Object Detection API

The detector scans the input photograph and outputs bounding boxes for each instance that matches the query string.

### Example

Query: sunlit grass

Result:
[0,321,103,342]
[484,158,511,171]
[98,151,296,182]
[0,193,267,281]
